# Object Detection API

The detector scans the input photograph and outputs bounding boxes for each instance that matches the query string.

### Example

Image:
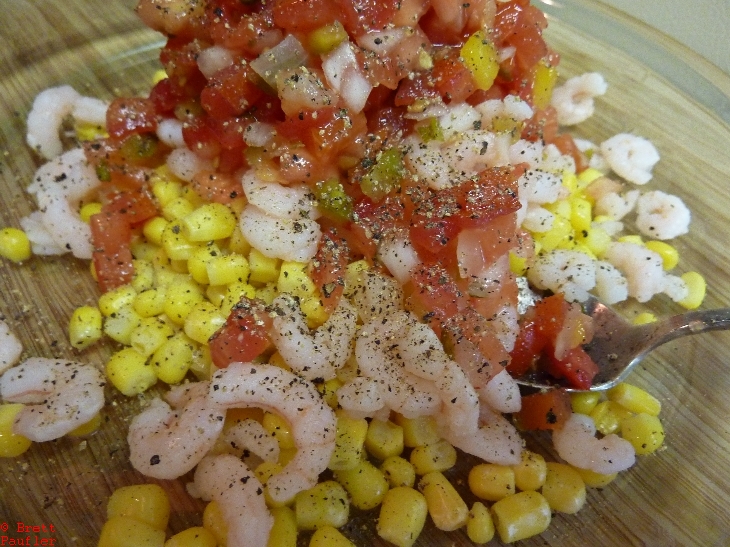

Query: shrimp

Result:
[553,413,635,475]
[635,190,691,240]
[550,73,607,126]
[600,133,660,185]
[127,382,225,480]
[191,454,273,547]
[239,205,321,262]
[377,231,422,285]
[517,168,565,205]
[475,95,534,132]
[219,418,280,464]
[336,376,386,418]
[26,85,81,160]
[527,249,597,302]
[269,294,358,382]
[0,320,22,375]
[594,189,639,221]
[480,368,521,414]
[0,357,105,442]
[593,260,629,304]
[344,269,404,324]
[603,241,666,303]
[23,148,101,258]
[209,362,336,505]
[166,146,214,182]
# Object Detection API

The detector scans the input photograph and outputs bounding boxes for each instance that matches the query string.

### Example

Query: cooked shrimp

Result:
[166,147,214,182]
[527,249,597,302]
[344,269,404,324]
[593,260,629,304]
[191,454,273,547]
[269,294,358,381]
[241,171,320,220]
[600,133,660,185]
[603,241,666,303]
[480,369,521,414]
[127,382,225,480]
[550,73,607,126]
[635,190,691,240]
[239,205,322,262]
[553,413,635,475]
[377,232,422,285]
[336,376,386,418]
[0,321,22,375]
[517,168,565,205]
[26,85,81,159]
[209,362,336,505]
[0,357,105,442]
[220,418,279,464]
[594,189,639,221]
[475,95,534,131]
[24,147,101,259]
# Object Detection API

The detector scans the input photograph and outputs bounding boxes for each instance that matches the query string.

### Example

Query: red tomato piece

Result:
[394,72,439,107]
[98,188,158,225]
[544,346,600,391]
[310,229,350,313]
[209,297,274,368]
[432,50,477,104]
[522,106,559,143]
[339,0,397,36]
[106,97,158,141]
[552,133,589,173]
[515,389,572,430]
[182,116,223,160]
[89,211,134,293]
[507,318,543,377]
[191,170,243,204]
[271,0,340,33]
[200,63,265,121]
[407,264,464,325]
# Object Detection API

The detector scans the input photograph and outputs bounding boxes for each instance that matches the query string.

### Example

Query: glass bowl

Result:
[0,0,728,545]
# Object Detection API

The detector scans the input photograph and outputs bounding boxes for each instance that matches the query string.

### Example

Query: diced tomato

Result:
[106,97,158,141]
[406,263,464,326]
[515,389,572,430]
[432,49,477,104]
[310,229,350,313]
[201,63,265,121]
[544,346,600,391]
[209,297,274,368]
[394,72,439,107]
[271,0,340,34]
[444,307,510,374]
[522,106,559,143]
[98,188,158,225]
[191,170,243,204]
[338,0,397,36]
[419,7,468,46]
[507,318,542,377]
[209,8,281,55]
[89,211,134,293]
[552,133,589,173]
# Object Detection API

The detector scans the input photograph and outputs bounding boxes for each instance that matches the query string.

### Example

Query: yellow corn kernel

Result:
[103,305,143,345]
[255,460,285,507]
[132,242,168,265]
[607,383,661,416]
[263,412,296,450]
[308,21,348,54]
[343,259,369,291]
[69,305,103,350]
[633,312,657,325]
[184,302,226,345]
[277,261,317,299]
[490,491,551,543]
[678,271,706,309]
[532,59,559,110]
[365,419,404,460]
[618,234,643,245]
[220,281,258,313]
[393,414,440,448]
[376,487,428,547]
[162,196,196,222]
[0,227,32,263]
[106,347,156,396]
[68,412,102,437]
[205,284,227,308]
[418,472,469,532]
[334,459,390,510]
[151,174,183,207]
[134,288,168,318]
[469,463,516,501]
[228,225,251,256]
[508,251,528,276]
[460,31,499,91]
[78,202,103,223]
[130,317,175,356]
[512,450,547,492]
[99,285,138,317]
[573,466,617,488]
[171,258,190,275]
[97,516,166,547]
[187,244,220,285]
[309,526,354,547]
[644,240,679,270]
[409,439,457,475]
[143,216,169,246]
[621,412,665,455]
[544,199,571,219]
[165,527,217,547]
[131,259,156,292]
[268,506,297,547]
[0,403,32,457]
[577,226,611,257]
[317,377,342,409]
[589,400,633,436]
[329,413,369,471]
[207,254,250,286]
[577,167,604,187]
[182,203,237,242]
[570,196,593,233]
[300,296,329,329]
[267,351,291,372]
[466,501,495,544]
[164,279,205,325]
[151,332,195,385]
[202,501,228,547]
[294,480,350,531]
[162,220,200,261]
[75,121,107,141]
[248,248,281,284]
[570,391,601,415]
[532,215,573,252]
[561,171,579,193]
[107,484,170,530]
[380,456,417,488]
[541,462,586,514]
[189,344,213,381]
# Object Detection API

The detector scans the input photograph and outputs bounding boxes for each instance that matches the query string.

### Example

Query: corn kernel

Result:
[490,491,551,543]
[380,456,416,488]
[268,506,297,547]
[308,21,348,54]
[570,391,601,415]
[162,220,200,261]
[344,260,369,292]
[202,501,228,547]
[589,400,633,436]
[220,281,258,313]
[621,413,665,455]
[508,251,528,276]
[541,462,586,514]
[300,296,329,329]
[577,167,604,187]
[334,459,389,510]
[151,332,195,385]
[329,413,369,471]
[570,196,593,233]
[607,383,661,416]
[376,487,428,547]
[393,414,440,448]
[577,226,611,257]
[295,480,350,531]
[0,404,32,457]
[184,302,226,345]
[67,412,102,437]
[227,226,251,256]
[134,287,168,318]
[131,259,156,292]
[164,279,205,325]
[0,227,32,263]
[277,261,317,299]
[107,484,170,530]
[644,240,679,270]
[317,377,342,409]
[69,305,103,350]
[182,203,237,242]
[574,466,617,488]
[151,174,183,207]
[633,312,657,325]
[187,244,220,284]
[75,122,107,141]
[106,347,156,396]
[618,234,643,245]
[365,419,404,460]
[97,516,165,547]
[143,217,169,246]
[419,472,469,532]
[460,31,499,90]
[678,271,706,309]
[469,463,515,501]
[466,501,495,544]
[249,248,281,284]
[164,527,217,547]
[79,202,103,222]
[104,305,143,345]
[207,254,250,286]
[162,196,196,221]
[410,439,457,475]
[263,412,296,450]
[532,215,573,252]
[532,59,559,110]
[309,526,354,547]
[130,317,175,356]
[99,285,138,317]
[512,450,547,492]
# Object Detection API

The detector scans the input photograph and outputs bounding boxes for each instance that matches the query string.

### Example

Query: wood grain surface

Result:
[0,1,729,546]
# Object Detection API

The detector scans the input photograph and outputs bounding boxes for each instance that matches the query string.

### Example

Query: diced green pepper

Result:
[417,118,444,143]
[360,148,405,201]
[315,178,354,222]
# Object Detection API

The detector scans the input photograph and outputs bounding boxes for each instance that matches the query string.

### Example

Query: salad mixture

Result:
[0,0,707,545]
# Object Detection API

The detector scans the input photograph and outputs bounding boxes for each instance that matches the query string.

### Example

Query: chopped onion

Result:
[250,34,309,89]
